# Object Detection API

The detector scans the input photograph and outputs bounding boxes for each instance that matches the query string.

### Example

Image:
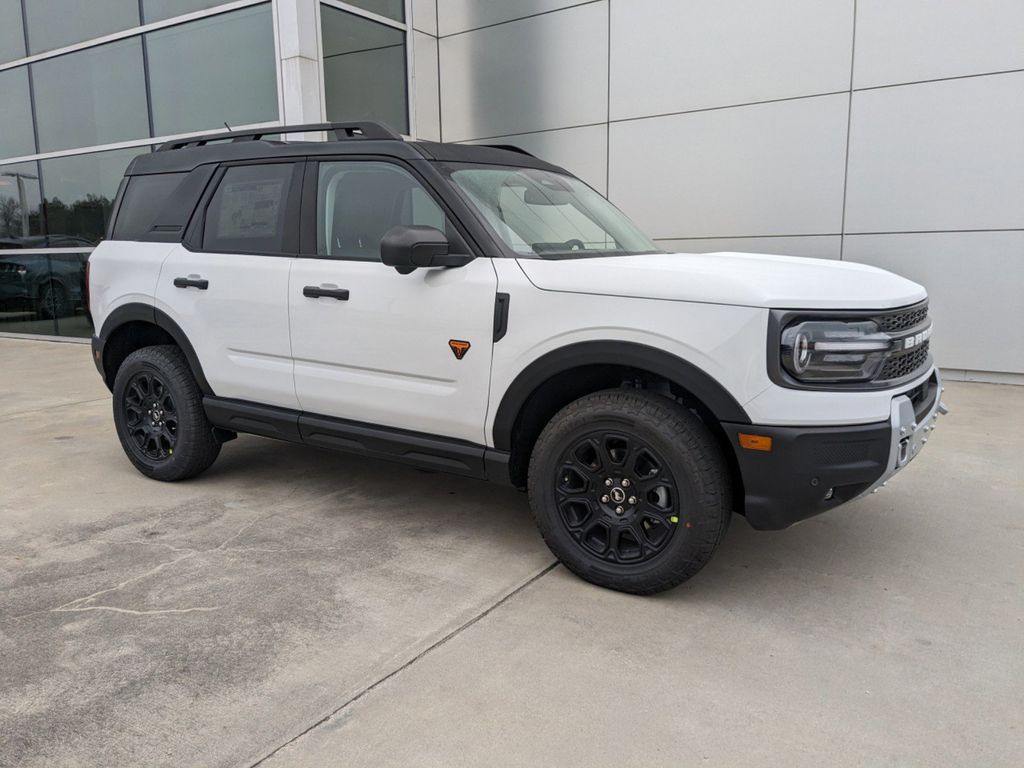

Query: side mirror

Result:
[380,225,472,274]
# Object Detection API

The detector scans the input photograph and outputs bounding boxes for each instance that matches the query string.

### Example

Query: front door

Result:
[155,161,302,410]
[288,159,497,444]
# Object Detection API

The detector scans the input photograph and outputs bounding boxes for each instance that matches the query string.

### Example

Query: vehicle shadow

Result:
[200,434,917,604]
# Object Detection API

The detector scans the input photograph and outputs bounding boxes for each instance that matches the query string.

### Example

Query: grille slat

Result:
[877,303,928,333]
[879,341,930,381]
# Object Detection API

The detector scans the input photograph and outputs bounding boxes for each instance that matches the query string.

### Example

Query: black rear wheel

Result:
[112,345,220,481]
[528,389,731,594]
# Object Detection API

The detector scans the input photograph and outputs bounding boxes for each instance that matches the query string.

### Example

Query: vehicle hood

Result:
[516,251,926,310]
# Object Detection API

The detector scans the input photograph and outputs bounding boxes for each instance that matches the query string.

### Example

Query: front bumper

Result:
[723,370,946,530]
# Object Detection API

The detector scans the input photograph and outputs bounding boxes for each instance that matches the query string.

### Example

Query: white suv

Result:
[88,122,945,594]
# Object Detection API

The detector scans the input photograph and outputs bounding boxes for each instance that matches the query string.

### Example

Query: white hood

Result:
[516,251,926,310]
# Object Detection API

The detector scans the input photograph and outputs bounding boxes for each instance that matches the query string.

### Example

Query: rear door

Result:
[155,160,302,409]
[288,158,497,443]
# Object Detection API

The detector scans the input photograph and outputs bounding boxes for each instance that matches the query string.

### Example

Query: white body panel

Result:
[517,251,927,309]
[154,246,298,410]
[92,238,934,439]
[484,258,934,441]
[88,240,176,333]
[288,257,498,443]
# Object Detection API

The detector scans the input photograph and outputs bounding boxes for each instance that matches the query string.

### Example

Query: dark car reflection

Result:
[0,236,92,320]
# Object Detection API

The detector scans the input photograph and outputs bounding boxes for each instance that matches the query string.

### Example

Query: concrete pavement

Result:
[0,337,1021,767]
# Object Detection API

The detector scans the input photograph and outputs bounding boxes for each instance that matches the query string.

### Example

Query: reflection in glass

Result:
[32,38,149,153]
[40,148,143,246]
[0,0,26,64]
[0,162,44,246]
[0,251,91,337]
[0,68,36,160]
[340,0,404,23]
[143,0,234,23]
[146,4,278,136]
[49,252,93,337]
[25,0,139,55]
[321,5,408,134]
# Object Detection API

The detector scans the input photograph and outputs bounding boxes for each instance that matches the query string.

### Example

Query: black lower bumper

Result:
[721,419,891,530]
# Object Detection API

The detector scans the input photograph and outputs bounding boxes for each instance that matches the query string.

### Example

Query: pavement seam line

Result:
[0,396,109,423]
[247,560,560,767]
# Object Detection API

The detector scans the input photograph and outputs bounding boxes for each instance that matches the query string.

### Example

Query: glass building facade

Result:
[0,0,413,338]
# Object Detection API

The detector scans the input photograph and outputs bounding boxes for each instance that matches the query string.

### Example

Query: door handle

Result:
[173,277,209,290]
[303,286,349,301]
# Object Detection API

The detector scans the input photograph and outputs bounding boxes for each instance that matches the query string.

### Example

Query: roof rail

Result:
[479,144,538,159]
[155,121,402,152]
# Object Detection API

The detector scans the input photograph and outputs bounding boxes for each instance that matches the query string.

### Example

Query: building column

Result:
[275,0,324,132]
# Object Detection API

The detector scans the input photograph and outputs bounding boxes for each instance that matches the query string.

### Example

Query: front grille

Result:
[877,302,928,333]
[879,341,930,381]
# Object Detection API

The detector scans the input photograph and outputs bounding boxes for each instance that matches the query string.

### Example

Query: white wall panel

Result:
[657,236,841,260]
[610,0,854,121]
[466,124,608,193]
[854,0,1024,89]
[411,0,437,35]
[845,72,1024,234]
[844,231,1024,373]
[438,1,607,141]
[437,0,589,37]
[412,31,440,141]
[608,94,848,240]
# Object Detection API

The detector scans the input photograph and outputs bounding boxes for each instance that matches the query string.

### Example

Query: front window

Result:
[448,166,658,258]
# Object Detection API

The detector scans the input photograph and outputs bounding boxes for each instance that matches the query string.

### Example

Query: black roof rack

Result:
[156,121,402,152]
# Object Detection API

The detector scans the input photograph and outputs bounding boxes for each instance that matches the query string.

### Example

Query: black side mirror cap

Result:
[380,225,473,274]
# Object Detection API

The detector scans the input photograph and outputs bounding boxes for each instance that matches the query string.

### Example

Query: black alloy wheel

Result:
[555,430,679,564]
[528,389,731,594]
[122,371,178,462]
[112,345,221,481]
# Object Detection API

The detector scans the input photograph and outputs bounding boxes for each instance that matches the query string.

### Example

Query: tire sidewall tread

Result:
[528,389,731,595]
[112,345,220,482]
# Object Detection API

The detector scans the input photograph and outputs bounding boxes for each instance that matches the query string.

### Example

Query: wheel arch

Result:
[97,303,213,395]
[491,341,750,500]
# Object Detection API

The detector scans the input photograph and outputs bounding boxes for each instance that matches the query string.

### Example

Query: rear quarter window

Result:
[112,173,188,240]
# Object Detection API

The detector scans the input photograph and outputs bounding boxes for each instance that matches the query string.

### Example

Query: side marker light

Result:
[738,433,773,452]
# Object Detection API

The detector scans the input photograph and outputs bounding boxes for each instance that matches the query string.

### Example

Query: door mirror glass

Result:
[380,225,470,274]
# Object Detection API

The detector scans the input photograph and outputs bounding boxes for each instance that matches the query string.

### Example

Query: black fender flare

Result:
[491,340,751,451]
[97,302,214,395]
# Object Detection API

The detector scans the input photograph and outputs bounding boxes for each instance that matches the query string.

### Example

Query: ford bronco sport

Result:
[88,122,945,594]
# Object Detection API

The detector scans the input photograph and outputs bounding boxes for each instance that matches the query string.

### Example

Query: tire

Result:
[39,280,69,320]
[112,345,220,481]
[528,389,731,594]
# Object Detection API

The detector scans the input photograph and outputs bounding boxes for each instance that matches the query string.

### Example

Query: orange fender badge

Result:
[448,340,471,360]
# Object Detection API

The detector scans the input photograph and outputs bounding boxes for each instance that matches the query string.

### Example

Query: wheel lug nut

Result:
[621,478,631,487]
[604,478,612,487]
[615,506,624,514]
[601,494,610,503]
[628,496,637,504]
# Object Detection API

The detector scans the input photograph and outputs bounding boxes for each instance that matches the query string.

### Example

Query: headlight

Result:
[780,320,892,382]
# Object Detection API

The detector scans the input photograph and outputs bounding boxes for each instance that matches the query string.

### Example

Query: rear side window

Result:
[203,163,295,254]
[112,173,187,240]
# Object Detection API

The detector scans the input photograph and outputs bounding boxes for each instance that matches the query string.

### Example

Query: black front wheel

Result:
[112,345,220,481]
[528,389,731,594]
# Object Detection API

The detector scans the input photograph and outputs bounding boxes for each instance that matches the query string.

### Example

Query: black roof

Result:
[127,121,567,176]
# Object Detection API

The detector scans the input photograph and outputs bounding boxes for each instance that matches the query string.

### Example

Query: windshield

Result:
[448,166,659,258]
